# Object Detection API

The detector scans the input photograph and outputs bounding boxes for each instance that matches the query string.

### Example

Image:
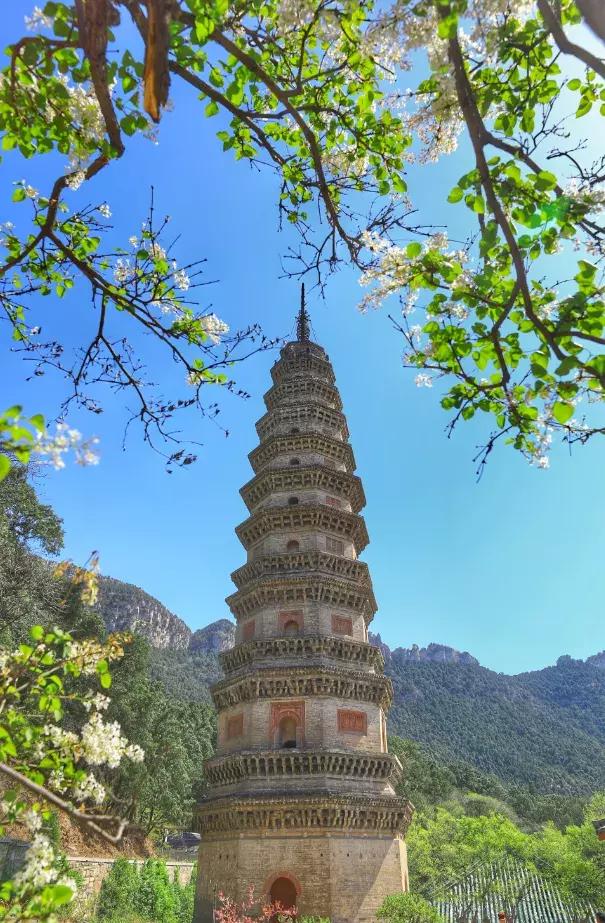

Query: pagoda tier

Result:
[196,315,411,923]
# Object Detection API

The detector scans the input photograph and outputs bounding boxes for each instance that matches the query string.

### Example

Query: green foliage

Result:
[378,892,442,923]
[405,803,605,909]
[96,858,140,920]
[96,858,195,923]
[103,636,216,833]
[388,655,605,794]
[0,463,104,643]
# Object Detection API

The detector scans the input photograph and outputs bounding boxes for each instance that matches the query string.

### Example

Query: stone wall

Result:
[68,856,195,896]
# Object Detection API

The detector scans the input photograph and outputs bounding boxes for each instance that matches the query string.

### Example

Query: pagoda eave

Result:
[240,464,366,513]
[225,574,378,622]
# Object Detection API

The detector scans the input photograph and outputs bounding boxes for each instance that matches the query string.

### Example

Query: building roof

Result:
[433,856,595,923]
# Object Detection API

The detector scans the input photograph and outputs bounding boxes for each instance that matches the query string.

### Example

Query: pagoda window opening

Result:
[289,457,301,466]
[287,539,300,552]
[283,619,300,636]
[278,716,299,749]
[290,427,300,434]
[288,496,299,506]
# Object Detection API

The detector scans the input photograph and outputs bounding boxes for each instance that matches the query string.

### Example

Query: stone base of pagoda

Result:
[195,793,411,923]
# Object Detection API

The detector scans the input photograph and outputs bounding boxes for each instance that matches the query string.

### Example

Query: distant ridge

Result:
[94,573,605,795]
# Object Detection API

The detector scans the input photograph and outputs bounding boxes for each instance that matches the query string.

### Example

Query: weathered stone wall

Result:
[68,856,195,896]
[197,833,407,923]
[216,696,384,754]
[235,602,367,644]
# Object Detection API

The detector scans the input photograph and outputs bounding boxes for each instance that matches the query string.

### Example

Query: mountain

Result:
[95,574,605,796]
[190,620,235,653]
[96,576,192,649]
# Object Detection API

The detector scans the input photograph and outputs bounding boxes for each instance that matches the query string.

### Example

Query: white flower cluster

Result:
[25,5,52,30]
[33,422,100,470]
[81,712,144,768]
[173,268,190,291]
[15,832,76,895]
[415,373,433,388]
[200,312,229,345]
[358,230,467,312]
[73,772,106,806]
[58,78,108,174]
[114,257,135,284]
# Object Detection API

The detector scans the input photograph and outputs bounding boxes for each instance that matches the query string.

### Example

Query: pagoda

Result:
[196,294,412,922]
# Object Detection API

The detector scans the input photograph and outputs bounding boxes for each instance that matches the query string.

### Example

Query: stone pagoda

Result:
[196,296,412,922]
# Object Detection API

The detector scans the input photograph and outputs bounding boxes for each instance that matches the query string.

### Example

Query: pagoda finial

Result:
[296,283,311,342]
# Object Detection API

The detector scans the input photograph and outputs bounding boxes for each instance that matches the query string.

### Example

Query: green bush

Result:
[95,858,195,923]
[377,893,443,923]
[96,858,141,920]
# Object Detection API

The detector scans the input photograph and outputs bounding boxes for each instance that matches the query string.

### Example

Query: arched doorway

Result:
[270,876,298,912]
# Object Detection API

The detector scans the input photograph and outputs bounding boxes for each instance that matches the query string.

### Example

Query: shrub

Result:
[377,893,443,923]
[95,858,195,923]
[96,858,141,920]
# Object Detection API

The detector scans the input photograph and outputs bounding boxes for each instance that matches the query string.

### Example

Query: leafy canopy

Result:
[1,0,604,471]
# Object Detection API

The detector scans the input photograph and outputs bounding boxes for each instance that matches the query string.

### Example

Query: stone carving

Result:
[205,749,403,787]
[211,666,393,710]
[249,431,355,474]
[337,709,368,734]
[231,550,373,590]
[240,465,365,513]
[332,614,353,636]
[264,379,342,412]
[219,635,384,674]
[235,504,369,551]
[198,793,413,837]
[226,575,377,621]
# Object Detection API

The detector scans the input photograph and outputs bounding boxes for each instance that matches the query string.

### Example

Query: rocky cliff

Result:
[190,619,235,653]
[96,576,192,650]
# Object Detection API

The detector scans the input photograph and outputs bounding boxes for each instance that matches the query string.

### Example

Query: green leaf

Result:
[552,401,574,424]
[204,100,219,117]
[406,242,422,258]
[0,455,10,482]
[447,186,463,203]
[100,671,112,689]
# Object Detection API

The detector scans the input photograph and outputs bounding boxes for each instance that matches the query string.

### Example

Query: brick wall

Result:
[196,833,407,923]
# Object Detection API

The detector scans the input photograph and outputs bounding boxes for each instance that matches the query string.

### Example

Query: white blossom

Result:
[73,772,106,806]
[81,712,144,768]
[173,268,190,291]
[200,313,229,345]
[114,258,134,284]
[33,423,100,470]
[415,373,433,388]
[65,170,86,191]
[25,5,52,30]
[99,203,111,218]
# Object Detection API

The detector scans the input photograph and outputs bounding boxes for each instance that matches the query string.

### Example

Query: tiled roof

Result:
[434,856,595,923]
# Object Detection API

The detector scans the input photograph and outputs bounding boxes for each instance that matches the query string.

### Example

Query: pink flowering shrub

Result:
[214,886,296,923]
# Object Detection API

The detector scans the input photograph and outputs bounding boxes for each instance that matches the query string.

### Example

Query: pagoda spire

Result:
[296,283,311,342]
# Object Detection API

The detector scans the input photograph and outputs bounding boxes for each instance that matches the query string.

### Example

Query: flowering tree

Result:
[1,0,604,469]
[0,624,145,920]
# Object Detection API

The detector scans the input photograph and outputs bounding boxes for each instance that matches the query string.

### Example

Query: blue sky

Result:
[1,4,603,675]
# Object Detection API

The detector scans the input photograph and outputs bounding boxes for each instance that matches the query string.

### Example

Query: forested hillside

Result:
[93,574,605,798]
